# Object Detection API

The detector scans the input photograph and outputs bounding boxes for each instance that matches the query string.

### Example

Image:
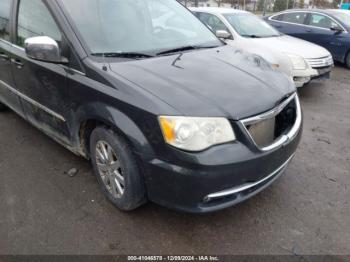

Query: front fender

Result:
[72,102,156,159]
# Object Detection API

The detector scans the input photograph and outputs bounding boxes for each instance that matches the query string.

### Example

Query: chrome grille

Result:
[247,117,276,148]
[305,55,333,68]
[241,93,301,151]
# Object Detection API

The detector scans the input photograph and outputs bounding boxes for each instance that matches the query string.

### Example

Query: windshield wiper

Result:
[157,45,219,56]
[265,34,281,38]
[91,52,154,58]
[241,34,262,38]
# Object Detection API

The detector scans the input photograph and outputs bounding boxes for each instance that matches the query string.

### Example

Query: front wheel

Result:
[90,127,147,211]
[346,52,350,69]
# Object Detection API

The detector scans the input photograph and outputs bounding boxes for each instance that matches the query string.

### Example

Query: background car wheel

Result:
[346,52,350,69]
[90,127,147,211]
[0,101,7,111]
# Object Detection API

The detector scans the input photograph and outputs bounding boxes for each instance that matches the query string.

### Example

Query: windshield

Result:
[223,13,281,38]
[331,11,350,28]
[60,0,221,55]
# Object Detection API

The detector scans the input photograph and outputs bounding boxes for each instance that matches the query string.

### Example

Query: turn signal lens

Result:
[159,117,175,142]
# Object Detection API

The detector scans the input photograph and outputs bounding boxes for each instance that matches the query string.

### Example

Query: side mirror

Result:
[216,30,231,39]
[330,26,343,33]
[24,36,67,64]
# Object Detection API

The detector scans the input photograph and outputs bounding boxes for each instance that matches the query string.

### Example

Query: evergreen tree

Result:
[257,0,265,11]
[288,0,294,8]
[273,0,286,11]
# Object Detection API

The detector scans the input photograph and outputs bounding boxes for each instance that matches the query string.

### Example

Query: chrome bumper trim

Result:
[204,154,295,202]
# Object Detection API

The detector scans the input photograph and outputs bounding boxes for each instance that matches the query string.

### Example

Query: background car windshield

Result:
[224,13,281,38]
[60,0,221,55]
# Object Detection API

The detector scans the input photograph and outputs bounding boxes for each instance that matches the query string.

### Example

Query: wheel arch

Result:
[73,103,155,159]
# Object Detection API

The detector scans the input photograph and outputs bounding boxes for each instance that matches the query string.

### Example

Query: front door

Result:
[304,13,343,59]
[0,0,22,114]
[11,0,71,144]
[270,12,309,40]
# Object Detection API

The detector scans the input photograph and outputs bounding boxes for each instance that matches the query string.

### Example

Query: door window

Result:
[17,0,61,47]
[0,0,12,41]
[198,13,230,34]
[270,14,284,21]
[308,14,338,29]
[281,12,307,24]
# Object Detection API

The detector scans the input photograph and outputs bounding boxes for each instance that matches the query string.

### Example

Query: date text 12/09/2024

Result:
[127,256,220,261]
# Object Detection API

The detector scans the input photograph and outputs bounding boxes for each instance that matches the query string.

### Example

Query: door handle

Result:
[0,52,9,61]
[11,58,24,69]
[306,29,313,33]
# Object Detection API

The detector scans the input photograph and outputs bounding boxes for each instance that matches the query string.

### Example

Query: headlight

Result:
[286,54,308,70]
[158,116,236,151]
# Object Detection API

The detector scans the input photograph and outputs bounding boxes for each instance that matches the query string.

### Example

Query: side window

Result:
[192,12,200,19]
[0,0,12,41]
[282,12,307,24]
[308,14,338,29]
[271,14,284,21]
[17,0,61,47]
[198,13,230,33]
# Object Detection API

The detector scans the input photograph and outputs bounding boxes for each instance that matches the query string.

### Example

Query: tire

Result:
[346,52,350,69]
[90,126,147,211]
[0,101,7,111]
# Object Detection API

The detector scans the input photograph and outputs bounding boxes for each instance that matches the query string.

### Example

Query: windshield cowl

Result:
[157,44,220,56]
[242,34,281,38]
[91,52,155,60]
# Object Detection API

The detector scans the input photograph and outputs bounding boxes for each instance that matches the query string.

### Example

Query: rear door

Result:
[0,0,22,114]
[11,0,71,143]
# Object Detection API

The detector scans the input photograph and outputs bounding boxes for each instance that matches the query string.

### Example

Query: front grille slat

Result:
[247,118,275,148]
[241,95,297,150]
[306,55,334,69]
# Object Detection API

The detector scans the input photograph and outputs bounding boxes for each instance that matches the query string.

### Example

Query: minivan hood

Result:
[247,35,331,59]
[109,45,295,120]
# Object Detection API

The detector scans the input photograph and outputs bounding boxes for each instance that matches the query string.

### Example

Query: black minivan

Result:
[0,0,302,213]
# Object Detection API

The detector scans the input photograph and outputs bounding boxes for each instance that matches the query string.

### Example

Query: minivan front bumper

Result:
[141,113,302,213]
[203,153,294,203]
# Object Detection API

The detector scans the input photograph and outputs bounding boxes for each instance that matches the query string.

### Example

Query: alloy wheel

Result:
[95,140,125,199]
